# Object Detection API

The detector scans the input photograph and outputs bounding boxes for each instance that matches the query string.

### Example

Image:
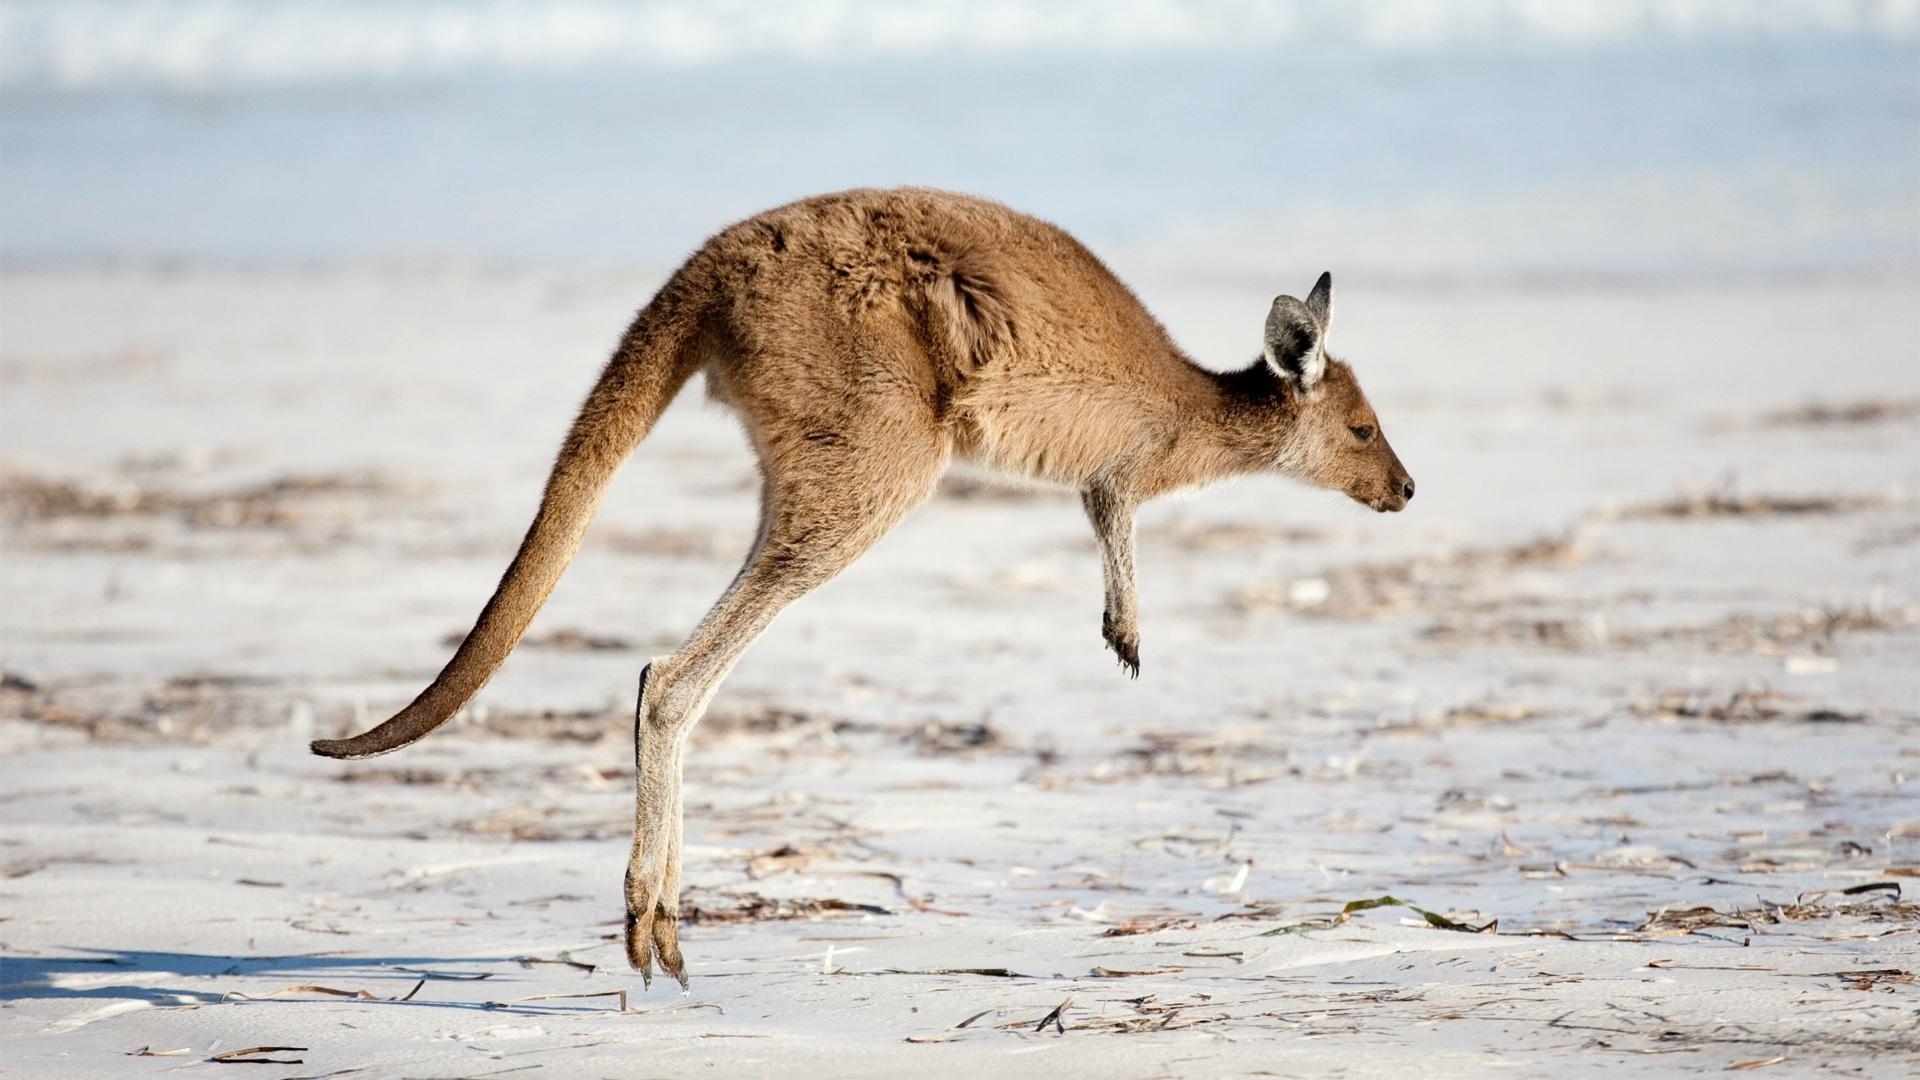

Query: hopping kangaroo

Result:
[311,188,1414,988]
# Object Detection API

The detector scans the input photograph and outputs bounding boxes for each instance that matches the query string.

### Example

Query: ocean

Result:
[1,0,1915,281]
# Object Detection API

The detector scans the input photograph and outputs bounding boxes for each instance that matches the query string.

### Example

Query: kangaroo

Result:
[310,187,1414,989]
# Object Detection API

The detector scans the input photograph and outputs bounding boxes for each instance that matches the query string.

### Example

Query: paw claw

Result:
[1101,614,1140,678]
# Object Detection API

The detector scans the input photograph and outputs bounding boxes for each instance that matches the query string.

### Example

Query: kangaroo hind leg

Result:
[625,408,948,987]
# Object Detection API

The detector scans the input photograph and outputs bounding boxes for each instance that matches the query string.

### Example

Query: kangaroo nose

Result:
[1401,479,1416,501]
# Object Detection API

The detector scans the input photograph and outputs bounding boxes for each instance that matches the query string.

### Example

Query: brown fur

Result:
[309,187,1413,987]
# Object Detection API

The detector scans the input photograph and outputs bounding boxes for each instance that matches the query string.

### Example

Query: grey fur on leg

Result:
[1084,484,1142,678]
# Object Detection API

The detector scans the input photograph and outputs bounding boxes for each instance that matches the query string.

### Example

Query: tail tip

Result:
[310,737,359,759]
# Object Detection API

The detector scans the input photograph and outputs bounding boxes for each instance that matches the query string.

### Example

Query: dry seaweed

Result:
[1425,601,1913,657]
[1757,398,1920,427]
[1138,519,1330,552]
[1,675,267,745]
[1077,730,1290,787]
[1637,886,1915,937]
[446,804,623,843]
[901,719,1005,755]
[0,467,424,529]
[1237,535,1583,620]
[1100,916,1198,937]
[1674,604,1914,655]
[209,1046,307,1065]
[1610,491,1894,521]
[679,889,892,924]
[1422,615,1629,651]
[1631,689,1869,725]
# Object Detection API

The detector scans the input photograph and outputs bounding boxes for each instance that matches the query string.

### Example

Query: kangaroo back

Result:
[311,280,706,759]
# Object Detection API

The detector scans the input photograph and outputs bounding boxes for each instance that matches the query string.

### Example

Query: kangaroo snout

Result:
[1364,472,1414,513]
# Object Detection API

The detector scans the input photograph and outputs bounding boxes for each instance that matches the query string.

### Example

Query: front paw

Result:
[1101,611,1140,678]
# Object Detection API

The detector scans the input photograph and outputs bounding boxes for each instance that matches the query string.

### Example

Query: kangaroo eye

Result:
[1350,425,1375,444]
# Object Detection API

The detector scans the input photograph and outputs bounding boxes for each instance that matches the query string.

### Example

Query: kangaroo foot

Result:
[624,879,687,991]
[1102,610,1140,678]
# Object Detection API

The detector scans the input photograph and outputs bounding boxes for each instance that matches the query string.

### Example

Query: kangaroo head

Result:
[1262,273,1415,513]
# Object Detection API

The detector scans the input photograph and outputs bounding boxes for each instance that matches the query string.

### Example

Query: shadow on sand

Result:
[0,947,623,1013]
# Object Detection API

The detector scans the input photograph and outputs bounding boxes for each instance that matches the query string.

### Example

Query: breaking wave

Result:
[3,0,1916,89]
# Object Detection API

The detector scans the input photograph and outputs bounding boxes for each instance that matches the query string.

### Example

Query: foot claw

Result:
[1101,613,1140,678]
[625,907,654,986]
[626,876,688,991]
[652,903,688,991]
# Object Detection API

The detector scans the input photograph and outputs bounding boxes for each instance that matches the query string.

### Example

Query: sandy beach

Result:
[4,2,1918,1073]
[2,262,1915,1076]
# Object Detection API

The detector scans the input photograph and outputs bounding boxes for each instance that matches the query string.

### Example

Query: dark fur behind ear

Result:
[1264,295,1325,391]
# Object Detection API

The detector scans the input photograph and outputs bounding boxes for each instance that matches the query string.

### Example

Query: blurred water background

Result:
[1,0,1916,283]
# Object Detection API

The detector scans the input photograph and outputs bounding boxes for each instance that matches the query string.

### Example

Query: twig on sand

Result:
[223,980,424,1003]
[872,967,1027,978]
[210,1046,308,1064]
[514,953,596,973]
[483,988,630,1013]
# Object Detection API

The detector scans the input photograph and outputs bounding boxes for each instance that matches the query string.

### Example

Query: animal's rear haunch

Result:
[309,285,703,760]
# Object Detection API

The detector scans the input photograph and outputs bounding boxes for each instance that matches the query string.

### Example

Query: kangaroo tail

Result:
[311,283,706,759]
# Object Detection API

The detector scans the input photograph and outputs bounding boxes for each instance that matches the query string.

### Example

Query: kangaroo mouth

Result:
[1355,491,1407,513]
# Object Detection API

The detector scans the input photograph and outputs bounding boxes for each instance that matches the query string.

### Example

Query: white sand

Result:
[2,266,1916,1076]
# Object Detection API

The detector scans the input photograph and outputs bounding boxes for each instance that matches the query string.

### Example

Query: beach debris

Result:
[1099,916,1196,937]
[1219,860,1251,896]
[1427,600,1913,656]
[0,467,424,529]
[1756,398,1920,427]
[515,953,596,973]
[225,980,424,1003]
[901,718,1005,755]
[1033,997,1072,1034]
[1609,489,1894,521]
[1631,689,1869,725]
[1811,968,1912,991]
[449,804,623,843]
[1260,895,1496,935]
[876,967,1024,978]
[1637,885,1913,938]
[1236,534,1582,620]
[483,989,629,1013]
[209,1046,308,1065]
[680,889,890,924]
[391,967,492,981]
[1138,518,1331,552]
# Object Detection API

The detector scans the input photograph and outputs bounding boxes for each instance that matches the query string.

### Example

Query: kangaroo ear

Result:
[1264,294,1325,391]
[1305,270,1333,328]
